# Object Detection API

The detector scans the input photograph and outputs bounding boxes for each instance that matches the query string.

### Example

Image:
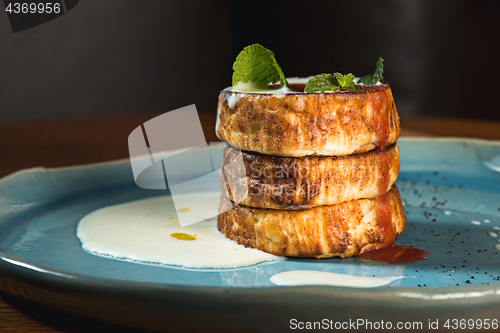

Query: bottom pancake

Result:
[217,186,406,258]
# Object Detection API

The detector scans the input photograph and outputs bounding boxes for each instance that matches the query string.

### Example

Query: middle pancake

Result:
[220,143,400,210]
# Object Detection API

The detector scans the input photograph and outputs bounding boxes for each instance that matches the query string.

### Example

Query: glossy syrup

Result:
[355,90,428,264]
[369,91,395,251]
[374,146,394,248]
[371,90,390,148]
[267,83,305,92]
[357,244,429,264]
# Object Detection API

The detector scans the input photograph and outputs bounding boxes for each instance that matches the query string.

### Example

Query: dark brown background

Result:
[0,0,499,123]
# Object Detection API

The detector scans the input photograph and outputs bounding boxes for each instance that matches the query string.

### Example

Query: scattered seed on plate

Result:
[471,221,481,225]
[488,232,498,238]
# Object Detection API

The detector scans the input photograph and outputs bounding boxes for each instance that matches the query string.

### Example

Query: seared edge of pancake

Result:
[217,186,406,258]
[220,144,400,210]
[216,85,400,157]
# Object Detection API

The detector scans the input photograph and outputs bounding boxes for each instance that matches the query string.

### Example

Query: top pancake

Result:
[216,84,401,157]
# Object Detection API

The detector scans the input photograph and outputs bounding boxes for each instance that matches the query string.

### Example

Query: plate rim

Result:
[2,137,500,297]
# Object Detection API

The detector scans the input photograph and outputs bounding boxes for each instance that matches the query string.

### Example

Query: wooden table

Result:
[1,114,499,332]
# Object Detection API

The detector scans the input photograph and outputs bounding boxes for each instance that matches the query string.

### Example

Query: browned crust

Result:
[220,144,400,210]
[217,186,406,258]
[216,85,401,157]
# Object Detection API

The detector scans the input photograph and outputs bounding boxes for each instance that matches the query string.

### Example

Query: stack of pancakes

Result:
[215,84,406,258]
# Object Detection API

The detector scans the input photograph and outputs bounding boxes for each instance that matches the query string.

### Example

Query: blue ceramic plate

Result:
[1,138,500,332]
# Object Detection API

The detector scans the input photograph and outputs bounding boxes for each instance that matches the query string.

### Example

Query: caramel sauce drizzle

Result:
[359,90,395,254]
[357,90,428,264]
[371,90,390,149]
[373,90,394,247]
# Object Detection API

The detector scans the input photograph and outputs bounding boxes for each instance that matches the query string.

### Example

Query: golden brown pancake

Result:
[220,144,400,209]
[216,85,400,157]
[217,186,406,259]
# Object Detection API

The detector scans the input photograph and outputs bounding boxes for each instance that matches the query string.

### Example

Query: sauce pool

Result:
[76,195,283,268]
[171,232,196,241]
[357,244,429,264]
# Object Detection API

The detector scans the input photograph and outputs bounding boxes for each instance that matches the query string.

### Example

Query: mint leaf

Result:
[304,74,338,93]
[232,44,287,87]
[358,57,384,85]
[304,72,356,93]
[372,57,384,82]
[335,72,356,91]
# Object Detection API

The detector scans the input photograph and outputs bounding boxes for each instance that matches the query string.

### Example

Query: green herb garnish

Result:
[304,72,356,93]
[333,72,357,90]
[232,44,287,88]
[357,57,384,85]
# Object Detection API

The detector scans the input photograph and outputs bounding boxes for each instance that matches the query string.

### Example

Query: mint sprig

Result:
[304,72,356,93]
[357,57,384,85]
[232,44,287,88]
[333,73,356,90]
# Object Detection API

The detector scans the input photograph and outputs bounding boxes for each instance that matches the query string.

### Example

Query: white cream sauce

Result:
[77,195,283,269]
[226,77,311,95]
[269,270,405,288]
[354,77,384,86]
